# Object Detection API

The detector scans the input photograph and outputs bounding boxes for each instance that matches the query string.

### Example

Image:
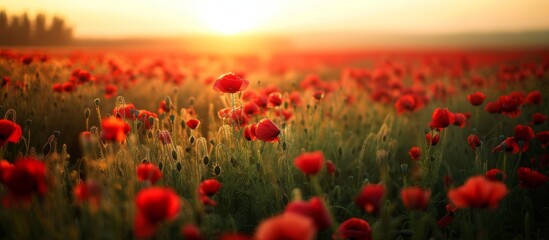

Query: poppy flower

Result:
[268,92,283,107]
[448,176,508,209]
[1,157,47,204]
[294,151,324,175]
[515,125,535,142]
[524,90,542,105]
[186,118,200,130]
[452,113,467,128]
[400,187,431,211]
[408,147,421,160]
[101,117,131,143]
[394,94,416,114]
[517,167,548,189]
[104,84,117,99]
[467,92,486,106]
[218,108,249,127]
[426,132,440,146]
[284,197,332,230]
[313,90,324,101]
[437,204,457,228]
[213,72,249,93]
[333,218,372,240]
[326,160,336,175]
[243,102,261,116]
[181,224,204,240]
[498,95,522,118]
[158,100,170,114]
[137,163,162,184]
[138,110,158,129]
[134,187,181,238]
[0,160,13,183]
[530,113,547,125]
[289,91,302,107]
[485,169,506,182]
[199,178,221,196]
[52,83,63,93]
[0,119,22,146]
[73,180,102,206]
[275,109,293,121]
[1,76,10,88]
[467,134,481,151]
[158,130,172,144]
[62,82,76,92]
[537,131,549,148]
[492,137,520,153]
[355,184,385,214]
[244,125,256,141]
[428,108,454,129]
[199,195,217,206]
[113,104,138,120]
[484,101,502,114]
[255,213,316,240]
[254,119,280,142]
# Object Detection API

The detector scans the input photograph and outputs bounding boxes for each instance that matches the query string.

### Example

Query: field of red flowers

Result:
[0,48,548,239]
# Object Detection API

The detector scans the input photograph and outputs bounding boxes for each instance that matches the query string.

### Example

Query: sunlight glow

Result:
[193,0,272,35]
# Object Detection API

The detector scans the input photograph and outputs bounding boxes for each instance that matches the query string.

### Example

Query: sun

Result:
[194,0,271,35]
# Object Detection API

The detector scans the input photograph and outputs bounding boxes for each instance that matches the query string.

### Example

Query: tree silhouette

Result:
[0,10,73,46]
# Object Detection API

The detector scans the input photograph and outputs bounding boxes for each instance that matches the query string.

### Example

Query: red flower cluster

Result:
[199,178,222,206]
[448,176,507,209]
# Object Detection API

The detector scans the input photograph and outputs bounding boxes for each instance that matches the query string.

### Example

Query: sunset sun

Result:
[194,0,272,35]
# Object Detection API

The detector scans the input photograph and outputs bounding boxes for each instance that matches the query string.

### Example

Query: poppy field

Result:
[0,48,549,239]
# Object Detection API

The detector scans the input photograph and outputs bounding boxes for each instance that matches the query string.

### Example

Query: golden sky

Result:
[2,0,549,37]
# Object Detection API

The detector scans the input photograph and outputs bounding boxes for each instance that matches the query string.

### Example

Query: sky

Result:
[2,0,549,38]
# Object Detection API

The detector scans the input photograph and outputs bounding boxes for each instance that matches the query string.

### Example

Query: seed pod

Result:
[158,162,163,171]
[84,108,90,118]
[172,149,178,160]
[26,119,32,127]
[94,98,100,106]
[214,165,221,176]
[189,136,195,145]
[282,142,287,151]
[169,114,175,123]
[203,156,209,166]
[176,162,182,171]
[42,143,51,156]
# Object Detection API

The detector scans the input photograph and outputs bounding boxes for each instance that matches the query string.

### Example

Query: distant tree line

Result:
[0,10,73,46]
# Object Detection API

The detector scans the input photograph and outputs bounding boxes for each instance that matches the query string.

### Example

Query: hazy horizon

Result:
[2,0,549,39]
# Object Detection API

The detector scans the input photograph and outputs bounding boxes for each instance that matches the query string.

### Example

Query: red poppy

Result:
[199,195,217,206]
[244,124,256,141]
[254,119,280,142]
[355,184,385,214]
[219,233,253,240]
[134,187,180,238]
[104,84,117,99]
[492,137,520,153]
[181,224,204,240]
[113,104,138,120]
[243,102,261,116]
[284,197,332,230]
[199,178,221,196]
[62,82,76,92]
[101,117,131,143]
[394,94,417,115]
[255,213,316,240]
[448,176,508,209]
[467,92,486,106]
[289,91,302,107]
[515,124,535,142]
[218,108,249,126]
[400,187,430,211]
[531,113,547,125]
[333,218,372,240]
[21,56,33,65]
[186,118,200,130]
[484,101,502,114]
[268,92,283,107]
[452,113,467,128]
[213,72,249,93]
[467,134,481,151]
[275,109,293,121]
[52,83,63,93]
[158,130,172,144]
[158,100,170,114]
[517,167,548,189]
[73,180,102,206]
[485,169,506,182]
[138,110,158,129]
[137,163,162,184]
[294,151,324,175]
[498,94,522,118]
[426,132,440,146]
[1,76,10,88]
[537,131,549,148]
[326,160,336,175]
[313,90,324,101]
[0,160,13,182]
[437,204,457,228]
[0,119,22,146]
[1,157,47,204]
[408,147,421,160]
[524,90,542,105]
[428,108,454,129]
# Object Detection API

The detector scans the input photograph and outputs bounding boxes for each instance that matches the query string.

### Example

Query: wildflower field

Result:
[0,48,548,239]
